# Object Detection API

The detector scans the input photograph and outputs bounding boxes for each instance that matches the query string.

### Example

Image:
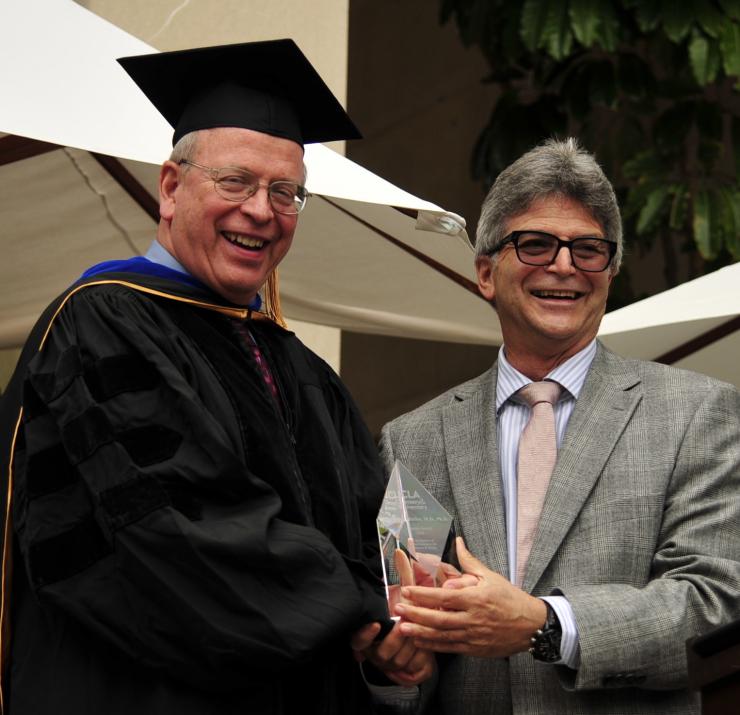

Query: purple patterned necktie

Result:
[232,320,280,406]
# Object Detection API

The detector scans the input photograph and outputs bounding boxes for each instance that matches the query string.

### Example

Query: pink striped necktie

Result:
[515,380,562,587]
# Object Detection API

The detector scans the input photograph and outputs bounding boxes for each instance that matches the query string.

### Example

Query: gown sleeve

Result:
[13,284,386,692]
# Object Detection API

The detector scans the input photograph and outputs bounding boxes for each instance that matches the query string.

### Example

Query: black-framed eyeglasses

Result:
[179,160,308,215]
[491,231,616,273]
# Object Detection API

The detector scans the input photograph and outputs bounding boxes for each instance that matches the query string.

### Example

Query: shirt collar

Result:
[495,339,597,412]
[145,240,190,275]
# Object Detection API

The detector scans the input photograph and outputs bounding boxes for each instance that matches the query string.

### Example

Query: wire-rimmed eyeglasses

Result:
[179,160,308,215]
[491,231,616,273]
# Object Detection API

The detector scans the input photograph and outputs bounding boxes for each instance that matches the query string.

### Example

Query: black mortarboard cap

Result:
[117,39,361,147]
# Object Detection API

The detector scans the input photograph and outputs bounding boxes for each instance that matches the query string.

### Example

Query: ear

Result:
[475,255,496,303]
[159,160,180,222]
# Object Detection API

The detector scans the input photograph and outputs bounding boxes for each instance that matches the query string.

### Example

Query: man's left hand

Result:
[395,538,547,658]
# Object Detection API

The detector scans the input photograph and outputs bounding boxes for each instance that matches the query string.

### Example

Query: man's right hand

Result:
[351,548,436,686]
[350,621,435,686]
[396,538,547,659]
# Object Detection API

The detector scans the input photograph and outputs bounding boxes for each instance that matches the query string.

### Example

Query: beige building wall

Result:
[76,0,349,101]
[341,332,496,438]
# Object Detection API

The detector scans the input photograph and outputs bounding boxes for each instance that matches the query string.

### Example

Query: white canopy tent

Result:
[599,262,740,387]
[0,0,501,351]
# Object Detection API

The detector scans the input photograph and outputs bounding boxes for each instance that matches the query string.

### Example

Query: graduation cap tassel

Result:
[263,269,286,327]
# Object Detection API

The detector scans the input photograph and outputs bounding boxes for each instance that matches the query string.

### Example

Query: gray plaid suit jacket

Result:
[380,343,740,715]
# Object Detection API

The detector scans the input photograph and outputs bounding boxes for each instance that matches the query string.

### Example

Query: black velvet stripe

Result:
[26,443,79,498]
[30,346,82,402]
[29,517,111,588]
[84,355,160,402]
[99,476,170,531]
[116,425,183,467]
[61,406,112,464]
[22,382,49,421]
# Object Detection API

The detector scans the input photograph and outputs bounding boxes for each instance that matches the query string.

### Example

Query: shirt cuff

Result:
[542,595,581,669]
[360,663,420,708]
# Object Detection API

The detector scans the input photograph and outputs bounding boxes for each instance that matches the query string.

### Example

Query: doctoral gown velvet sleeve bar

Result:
[3,275,389,714]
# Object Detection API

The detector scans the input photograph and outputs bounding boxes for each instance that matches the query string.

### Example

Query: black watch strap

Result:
[529,601,562,663]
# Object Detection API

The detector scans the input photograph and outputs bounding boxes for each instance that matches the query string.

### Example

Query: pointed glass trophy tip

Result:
[377,460,454,593]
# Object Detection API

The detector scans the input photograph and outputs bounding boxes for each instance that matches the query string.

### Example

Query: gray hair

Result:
[169,131,201,164]
[475,137,623,272]
[169,129,308,185]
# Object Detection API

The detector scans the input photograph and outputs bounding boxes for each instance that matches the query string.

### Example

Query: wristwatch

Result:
[529,601,562,663]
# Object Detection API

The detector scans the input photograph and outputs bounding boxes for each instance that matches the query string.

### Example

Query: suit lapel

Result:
[524,346,643,591]
[442,364,509,577]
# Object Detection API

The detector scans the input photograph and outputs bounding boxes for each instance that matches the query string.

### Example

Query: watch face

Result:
[531,631,561,662]
[530,606,563,663]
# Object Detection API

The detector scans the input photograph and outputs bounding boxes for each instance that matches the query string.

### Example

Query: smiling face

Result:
[475,194,613,373]
[157,127,304,306]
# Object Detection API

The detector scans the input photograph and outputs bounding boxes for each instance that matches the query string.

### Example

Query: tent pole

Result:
[318,195,487,301]
[655,316,740,364]
[0,135,59,166]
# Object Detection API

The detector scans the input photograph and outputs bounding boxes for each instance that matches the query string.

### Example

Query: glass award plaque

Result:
[377,460,454,609]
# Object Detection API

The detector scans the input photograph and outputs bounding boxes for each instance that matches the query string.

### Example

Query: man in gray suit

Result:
[380,138,740,714]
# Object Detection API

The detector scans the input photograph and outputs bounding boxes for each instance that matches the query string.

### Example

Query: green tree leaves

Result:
[569,0,600,47]
[693,189,713,258]
[692,188,734,260]
[521,0,619,58]
[520,0,576,60]
[689,30,721,85]
[637,185,671,235]
[718,21,740,79]
[661,2,697,43]
[516,0,740,85]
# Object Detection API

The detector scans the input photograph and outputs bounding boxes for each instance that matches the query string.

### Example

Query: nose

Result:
[546,245,577,275]
[239,185,274,223]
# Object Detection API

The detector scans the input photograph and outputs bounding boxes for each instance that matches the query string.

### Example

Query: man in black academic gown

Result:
[0,40,431,714]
